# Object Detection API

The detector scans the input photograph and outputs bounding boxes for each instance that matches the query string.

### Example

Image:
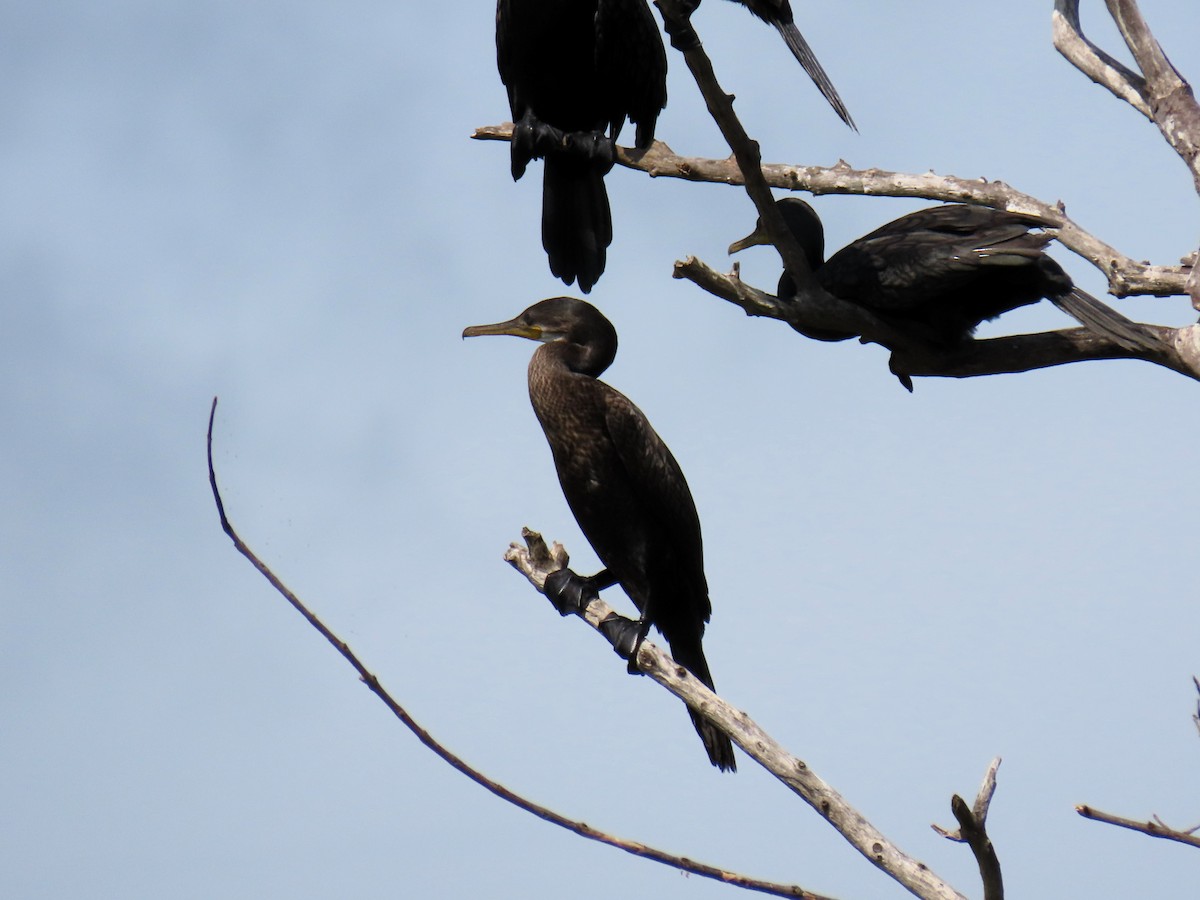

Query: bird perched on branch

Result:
[464,296,736,772]
[729,197,1154,387]
[496,0,667,293]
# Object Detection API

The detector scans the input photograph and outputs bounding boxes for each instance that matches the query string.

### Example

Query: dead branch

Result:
[1052,0,1152,118]
[205,399,833,900]
[506,528,968,900]
[649,0,834,320]
[1076,805,1200,850]
[933,759,1004,900]
[1053,0,1200,307]
[473,125,1191,302]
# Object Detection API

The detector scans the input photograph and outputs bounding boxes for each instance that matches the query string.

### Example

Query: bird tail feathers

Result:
[1052,286,1159,353]
[665,637,737,773]
[542,154,611,294]
[773,21,855,130]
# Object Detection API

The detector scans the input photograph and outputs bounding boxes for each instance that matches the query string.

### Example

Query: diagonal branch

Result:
[649,0,829,315]
[1105,0,1200,195]
[205,399,836,900]
[506,529,968,900]
[472,125,1192,302]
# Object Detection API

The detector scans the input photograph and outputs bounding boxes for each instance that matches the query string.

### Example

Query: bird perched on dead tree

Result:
[464,296,736,772]
[729,197,1154,387]
[496,0,667,293]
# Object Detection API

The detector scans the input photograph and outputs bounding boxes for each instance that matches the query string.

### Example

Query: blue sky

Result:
[3,2,1198,898]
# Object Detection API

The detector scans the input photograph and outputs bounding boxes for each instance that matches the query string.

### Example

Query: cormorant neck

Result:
[534,338,614,379]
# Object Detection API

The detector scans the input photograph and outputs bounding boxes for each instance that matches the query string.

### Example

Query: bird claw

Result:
[543,568,596,616]
[597,613,644,669]
[562,130,616,172]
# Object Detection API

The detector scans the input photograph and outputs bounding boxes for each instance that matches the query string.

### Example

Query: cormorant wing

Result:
[595,0,668,147]
[600,387,711,617]
[821,206,1053,311]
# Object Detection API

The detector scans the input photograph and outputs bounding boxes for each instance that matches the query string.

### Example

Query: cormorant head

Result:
[462,296,618,377]
[727,197,825,269]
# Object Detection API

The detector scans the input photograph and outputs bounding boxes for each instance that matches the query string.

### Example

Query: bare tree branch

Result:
[671,256,1200,384]
[649,0,836,321]
[1053,0,1200,308]
[933,759,1004,900]
[506,529,968,900]
[473,125,1191,302]
[1076,805,1200,850]
[206,400,843,900]
[1052,0,1152,117]
[1105,0,1200,194]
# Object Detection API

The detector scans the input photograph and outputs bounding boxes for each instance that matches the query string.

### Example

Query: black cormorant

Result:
[464,296,736,772]
[496,0,668,293]
[729,198,1152,382]
[713,0,854,128]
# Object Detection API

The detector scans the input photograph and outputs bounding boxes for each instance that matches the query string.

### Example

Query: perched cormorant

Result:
[710,0,854,129]
[496,0,668,293]
[464,297,736,772]
[729,198,1152,383]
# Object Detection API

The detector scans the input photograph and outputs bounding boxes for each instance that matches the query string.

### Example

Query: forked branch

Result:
[1054,0,1200,191]
[933,759,1004,900]
[1053,0,1200,306]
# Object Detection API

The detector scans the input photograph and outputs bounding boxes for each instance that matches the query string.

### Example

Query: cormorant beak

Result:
[462,317,543,341]
[727,220,770,255]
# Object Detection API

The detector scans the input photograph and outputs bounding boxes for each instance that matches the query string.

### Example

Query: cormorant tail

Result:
[665,636,737,772]
[772,20,855,130]
[542,153,611,293]
[1051,286,1159,353]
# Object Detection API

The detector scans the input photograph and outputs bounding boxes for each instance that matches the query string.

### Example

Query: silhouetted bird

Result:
[730,198,1153,385]
[464,297,736,772]
[496,0,668,293]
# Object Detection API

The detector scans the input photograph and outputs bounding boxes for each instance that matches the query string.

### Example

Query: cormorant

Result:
[711,0,854,129]
[496,0,668,293]
[464,297,736,772]
[729,198,1153,384]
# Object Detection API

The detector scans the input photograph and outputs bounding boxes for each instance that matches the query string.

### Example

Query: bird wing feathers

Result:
[594,0,667,146]
[601,386,711,621]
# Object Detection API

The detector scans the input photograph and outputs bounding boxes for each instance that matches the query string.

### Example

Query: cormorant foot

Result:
[510,113,537,180]
[562,129,616,172]
[543,568,597,616]
[597,613,642,665]
[511,113,572,179]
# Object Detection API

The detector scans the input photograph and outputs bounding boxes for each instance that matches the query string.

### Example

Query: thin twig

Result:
[1076,805,1200,850]
[205,398,831,900]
